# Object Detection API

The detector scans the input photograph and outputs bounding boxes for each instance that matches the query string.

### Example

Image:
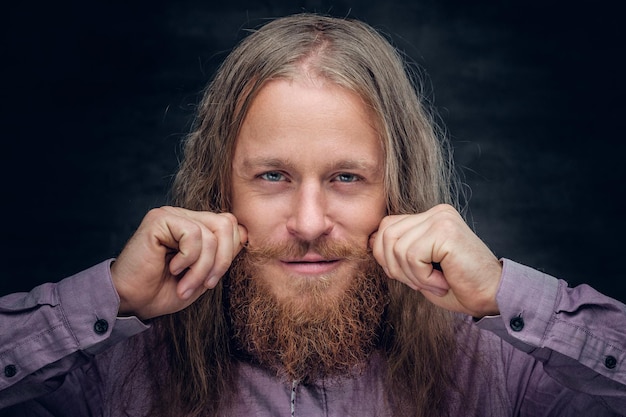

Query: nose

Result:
[286,181,333,241]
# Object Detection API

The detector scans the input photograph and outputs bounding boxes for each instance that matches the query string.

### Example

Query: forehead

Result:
[233,78,383,170]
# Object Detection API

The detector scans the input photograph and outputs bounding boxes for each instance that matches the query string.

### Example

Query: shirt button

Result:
[4,365,17,378]
[605,355,617,369]
[93,319,109,335]
[509,316,525,332]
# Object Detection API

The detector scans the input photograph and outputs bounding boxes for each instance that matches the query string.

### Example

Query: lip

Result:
[278,255,342,275]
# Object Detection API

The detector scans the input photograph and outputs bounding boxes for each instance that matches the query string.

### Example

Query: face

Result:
[231,77,386,302]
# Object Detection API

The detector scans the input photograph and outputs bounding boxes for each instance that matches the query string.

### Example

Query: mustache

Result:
[244,238,371,263]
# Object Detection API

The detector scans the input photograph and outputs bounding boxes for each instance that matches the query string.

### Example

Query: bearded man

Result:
[0,13,624,417]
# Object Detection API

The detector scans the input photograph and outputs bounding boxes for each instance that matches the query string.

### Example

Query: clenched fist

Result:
[111,206,247,320]
[370,204,502,318]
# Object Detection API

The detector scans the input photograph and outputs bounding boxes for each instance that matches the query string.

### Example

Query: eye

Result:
[259,171,285,182]
[334,173,360,183]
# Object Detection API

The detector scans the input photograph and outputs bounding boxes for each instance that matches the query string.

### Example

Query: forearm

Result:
[0,260,148,408]
[476,259,626,412]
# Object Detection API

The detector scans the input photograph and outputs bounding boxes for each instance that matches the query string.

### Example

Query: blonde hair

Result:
[154,13,463,417]
[172,14,456,214]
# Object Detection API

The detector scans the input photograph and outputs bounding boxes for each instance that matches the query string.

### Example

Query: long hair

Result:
[149,13,464,417]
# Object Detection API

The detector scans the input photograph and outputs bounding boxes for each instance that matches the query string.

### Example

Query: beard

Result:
[225,238,389,384]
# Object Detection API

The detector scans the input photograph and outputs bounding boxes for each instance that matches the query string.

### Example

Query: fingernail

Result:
[428,287,449,297]
[182,288,195,300]
[204,276,218,288]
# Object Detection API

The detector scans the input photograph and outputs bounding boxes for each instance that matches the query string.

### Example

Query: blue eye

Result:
[335,173,359,182]
[260,171,284,182]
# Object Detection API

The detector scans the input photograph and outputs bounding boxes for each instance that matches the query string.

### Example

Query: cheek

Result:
[232,199,289,244]
[358,190,387,224]
[334,197,386,238]
[351,210,385,235]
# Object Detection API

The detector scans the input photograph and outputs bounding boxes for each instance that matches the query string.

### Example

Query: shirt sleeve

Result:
[0,260,148,409]
[476,258,626,414]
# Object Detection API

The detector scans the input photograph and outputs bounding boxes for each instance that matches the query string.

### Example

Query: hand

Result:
[110,206,247,320]
[370,204,502,317]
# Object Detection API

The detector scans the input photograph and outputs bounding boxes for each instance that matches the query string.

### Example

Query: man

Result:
[0,13,624,417]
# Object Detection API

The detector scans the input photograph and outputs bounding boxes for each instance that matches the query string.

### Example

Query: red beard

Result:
[226,239,389,383]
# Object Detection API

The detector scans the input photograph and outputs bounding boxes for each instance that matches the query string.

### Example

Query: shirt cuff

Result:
[475,258,559,353]
[57,259,149,354]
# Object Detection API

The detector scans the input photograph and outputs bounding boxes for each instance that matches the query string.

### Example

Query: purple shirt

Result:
[0,259,624,416]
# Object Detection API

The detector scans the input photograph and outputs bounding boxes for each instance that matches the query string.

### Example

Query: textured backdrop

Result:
[4,0,625,302]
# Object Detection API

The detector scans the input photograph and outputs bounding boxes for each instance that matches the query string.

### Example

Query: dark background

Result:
[3,1,625,302]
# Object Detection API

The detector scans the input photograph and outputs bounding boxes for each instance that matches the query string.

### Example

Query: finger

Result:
[380,218,421,290]
[375,213,452,293]
[147,206,206,274]
[368,231,377,251]
[178,210,247,256]
[201,219,248,290]
[370,215,406,269]
[397,226,451,292]
[155,209,243,294]
[170,221,217,298]
[201,213,239,288]
[160,215,204,276]
[370,219,404,285]
[157,211,227,296]
[237,224,248,253]
[162,210,237,287]
[169,210,244,258]
[421,269,450,296]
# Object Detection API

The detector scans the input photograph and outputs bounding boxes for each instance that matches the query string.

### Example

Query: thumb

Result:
[368,231,377,250]
[236,224,248,253]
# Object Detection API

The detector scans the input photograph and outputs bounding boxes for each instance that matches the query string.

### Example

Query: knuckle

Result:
[379,214,403,229]
[386,264,400,278]
[213,258,232,274]
[433,209,462,234]
[381,225,400,243]
[218,212,238,225]
[406,251,421,269]
[144,207,166,222]
[144,206,182,227]
[203,230,218,249]
[184,221,204,239]
[391,241,404,259]
[212,214,236,234]
[378,216,394,230]
[433,203,455,213]
[438,216,457,233]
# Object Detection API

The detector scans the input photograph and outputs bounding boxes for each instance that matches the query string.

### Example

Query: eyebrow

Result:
[240,157,293,170]
[328,159,381,172]
[240,157,380,173]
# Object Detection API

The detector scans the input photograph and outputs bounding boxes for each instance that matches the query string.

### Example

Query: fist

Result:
[370,204,502,317]
[111,206,247,320]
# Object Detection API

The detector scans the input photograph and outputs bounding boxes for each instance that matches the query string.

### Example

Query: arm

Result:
[0,206,247,410]
[476,259,626,412]
[0,260,147,409]
[371,204,626,413]
[111,206,247,320]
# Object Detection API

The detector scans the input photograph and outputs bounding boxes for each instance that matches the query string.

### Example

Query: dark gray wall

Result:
[4,1,625,302]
